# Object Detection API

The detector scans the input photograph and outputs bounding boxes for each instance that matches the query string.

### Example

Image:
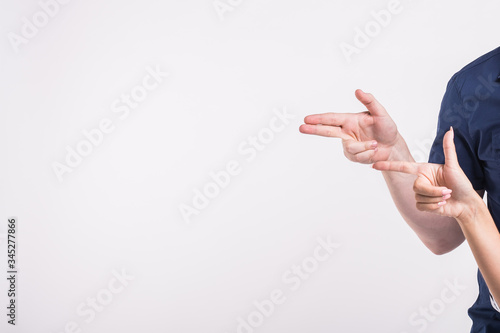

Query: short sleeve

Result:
[428,76,485,190]
[490,292,500,313]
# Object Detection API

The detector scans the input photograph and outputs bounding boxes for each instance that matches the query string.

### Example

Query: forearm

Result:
[457,196,500,305]
[379,133,465,254]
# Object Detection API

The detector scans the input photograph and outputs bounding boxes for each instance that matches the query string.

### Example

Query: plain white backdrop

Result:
[1,0,500,332]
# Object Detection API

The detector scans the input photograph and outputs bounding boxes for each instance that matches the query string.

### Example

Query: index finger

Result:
[372,160,419,175]
[299,124,351,140]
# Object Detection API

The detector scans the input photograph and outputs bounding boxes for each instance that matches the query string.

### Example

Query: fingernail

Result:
[437,201,446,206]
[442,194,451,200]
[374,147,378,152]
[371,141,378,148]
[442,189,452,195]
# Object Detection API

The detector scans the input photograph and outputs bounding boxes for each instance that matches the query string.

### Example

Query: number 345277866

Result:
[7,218,16,270]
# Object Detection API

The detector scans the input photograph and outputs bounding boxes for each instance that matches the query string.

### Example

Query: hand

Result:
[372,127,478,219]
[299,89,400,164]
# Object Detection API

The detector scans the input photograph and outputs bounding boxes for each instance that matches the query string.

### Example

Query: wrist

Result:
[387,132,414,163]
[456,193,485,226]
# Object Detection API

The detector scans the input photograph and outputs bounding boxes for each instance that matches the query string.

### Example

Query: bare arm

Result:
[372,128,500,300]
[300,90,482,255]
[382,133,484,254]
[457,195,500,304]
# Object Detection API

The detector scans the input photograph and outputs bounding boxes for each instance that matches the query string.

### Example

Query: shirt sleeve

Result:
[428,76,485,191]
[490,292,500,313]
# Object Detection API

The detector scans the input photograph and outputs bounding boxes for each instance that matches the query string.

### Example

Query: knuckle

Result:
[343,150,354,161]
[366,150,376,164]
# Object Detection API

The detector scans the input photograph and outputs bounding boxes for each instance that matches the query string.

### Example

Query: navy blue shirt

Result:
[428,46,500,332]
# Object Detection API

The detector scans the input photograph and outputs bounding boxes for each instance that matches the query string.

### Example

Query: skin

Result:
[299,89,485,255]
[300,89,500,303]
[373,127,500,307]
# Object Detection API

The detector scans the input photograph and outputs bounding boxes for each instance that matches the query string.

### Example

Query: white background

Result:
[1,0,499,332]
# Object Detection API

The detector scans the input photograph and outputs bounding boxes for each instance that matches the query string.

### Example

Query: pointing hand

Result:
[372,127,478,219]
[300,90,400,164]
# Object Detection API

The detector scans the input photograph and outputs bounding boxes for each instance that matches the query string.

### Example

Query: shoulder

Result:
[449,46,500,93]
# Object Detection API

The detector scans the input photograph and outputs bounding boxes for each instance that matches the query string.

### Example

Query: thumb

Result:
[443,126,459,167]
[355,89,388,117]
